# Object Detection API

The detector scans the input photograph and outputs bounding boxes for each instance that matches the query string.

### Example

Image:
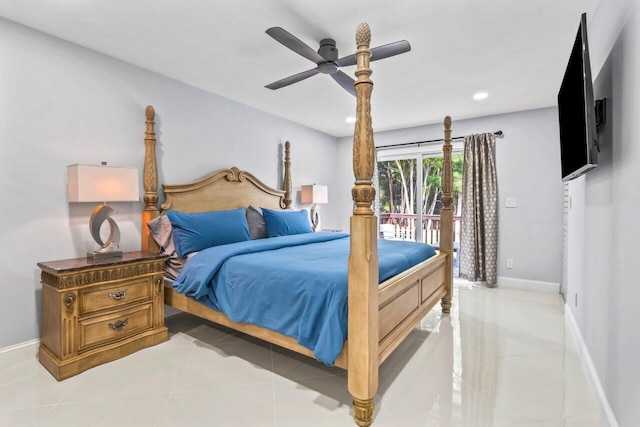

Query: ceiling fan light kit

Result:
[265,27,411,95]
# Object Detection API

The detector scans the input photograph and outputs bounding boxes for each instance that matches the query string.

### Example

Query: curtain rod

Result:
[376,130,503,150]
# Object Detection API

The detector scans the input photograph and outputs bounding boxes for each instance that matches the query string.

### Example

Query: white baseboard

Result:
[564,306,619,427]
[0,339,40,370]
[497,276,560,294]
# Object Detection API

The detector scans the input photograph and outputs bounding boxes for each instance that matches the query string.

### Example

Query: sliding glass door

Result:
[377,157,418,241]
[420,154,464,246]
[377,148,463,249]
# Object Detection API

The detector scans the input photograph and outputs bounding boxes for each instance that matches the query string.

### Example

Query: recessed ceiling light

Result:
[473,92,489,100]
[345,117,356,123]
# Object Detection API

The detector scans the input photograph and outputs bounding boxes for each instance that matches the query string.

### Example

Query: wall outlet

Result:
[506,258,514,269]
[505,198,517,208]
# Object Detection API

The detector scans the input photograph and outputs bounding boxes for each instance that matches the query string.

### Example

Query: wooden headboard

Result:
[140,106,293,253]
[161,163,291,214]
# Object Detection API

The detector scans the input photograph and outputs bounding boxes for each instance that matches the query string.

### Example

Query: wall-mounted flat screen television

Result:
[557,13,599,182]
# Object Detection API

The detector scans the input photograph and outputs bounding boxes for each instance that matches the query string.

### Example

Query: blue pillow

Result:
[165,208,251,257]
[261,208,313,237]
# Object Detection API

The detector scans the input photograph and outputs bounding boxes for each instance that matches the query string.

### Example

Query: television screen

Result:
[557,13,598,182]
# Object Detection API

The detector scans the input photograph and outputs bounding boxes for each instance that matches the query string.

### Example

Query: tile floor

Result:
[0,282,602,426]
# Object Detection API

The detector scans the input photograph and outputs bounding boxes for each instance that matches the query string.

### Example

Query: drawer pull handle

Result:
[108,318,129,332]
[108,290,128,301]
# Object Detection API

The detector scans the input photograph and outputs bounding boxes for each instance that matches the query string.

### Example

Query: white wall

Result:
[337,108,564,286]
[566,1,640,425]
[0,18,339,349]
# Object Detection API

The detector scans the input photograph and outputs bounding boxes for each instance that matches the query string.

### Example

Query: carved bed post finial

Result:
[440,116,454,313]
[352,22,375,215]
[348,22,379,427]
[142,105,160,253]
[283,141,292,209]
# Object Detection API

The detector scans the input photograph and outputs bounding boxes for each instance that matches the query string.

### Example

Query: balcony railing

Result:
[379,213,461,245]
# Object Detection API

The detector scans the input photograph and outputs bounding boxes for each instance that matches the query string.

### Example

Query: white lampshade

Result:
[67,164,139,203]
[301,184,328,204]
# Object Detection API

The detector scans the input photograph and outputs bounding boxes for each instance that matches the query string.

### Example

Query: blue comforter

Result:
[173,232,436,365]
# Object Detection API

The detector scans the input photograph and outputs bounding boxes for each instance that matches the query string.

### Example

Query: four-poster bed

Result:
[141,23,454,427]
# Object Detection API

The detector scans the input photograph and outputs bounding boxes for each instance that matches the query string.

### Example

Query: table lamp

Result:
[301,184,328,231]
[67,164,139,260]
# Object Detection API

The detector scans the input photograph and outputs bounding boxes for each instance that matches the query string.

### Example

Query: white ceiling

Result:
[0,0,599,137]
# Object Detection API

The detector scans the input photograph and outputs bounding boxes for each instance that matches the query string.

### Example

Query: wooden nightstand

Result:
[37,251,168,380]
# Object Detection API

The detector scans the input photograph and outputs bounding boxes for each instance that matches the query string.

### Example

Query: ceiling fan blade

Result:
[371,40,411,61]
[335,54,356,67]
[265,68,320,90]
[331,70,356,96]
[266,27,325,64]
[336,40,412,67]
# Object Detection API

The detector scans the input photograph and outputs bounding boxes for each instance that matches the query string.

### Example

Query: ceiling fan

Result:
[265,27,411,96]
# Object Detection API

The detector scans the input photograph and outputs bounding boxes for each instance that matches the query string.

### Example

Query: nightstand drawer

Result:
[79,303,153,351]
[80,278,153,315]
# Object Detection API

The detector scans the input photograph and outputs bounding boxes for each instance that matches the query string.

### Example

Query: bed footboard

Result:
[377,253,446,364]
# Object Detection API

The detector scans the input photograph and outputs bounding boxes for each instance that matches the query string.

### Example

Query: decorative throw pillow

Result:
[165,208,251,257]
[146,215,186,280]
[261,208,313,237]
[246,205,268,239]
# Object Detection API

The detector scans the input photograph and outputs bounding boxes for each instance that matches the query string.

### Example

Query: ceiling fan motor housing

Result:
[318,38,338,62]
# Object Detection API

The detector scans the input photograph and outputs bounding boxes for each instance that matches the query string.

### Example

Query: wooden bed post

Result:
[283,141,292,209]
[440,116,454,313]
[348,23,379,427]
[142,105,160,253]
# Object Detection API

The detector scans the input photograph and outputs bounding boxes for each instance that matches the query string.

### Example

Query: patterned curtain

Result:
[459,133,498,287]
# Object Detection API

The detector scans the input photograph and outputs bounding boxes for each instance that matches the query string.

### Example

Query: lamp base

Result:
[310,203,320,231]
[87,250,123,261]
[88,204,123,261]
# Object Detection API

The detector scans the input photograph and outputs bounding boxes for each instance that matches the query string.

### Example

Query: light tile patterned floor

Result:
[0,283,602,426]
